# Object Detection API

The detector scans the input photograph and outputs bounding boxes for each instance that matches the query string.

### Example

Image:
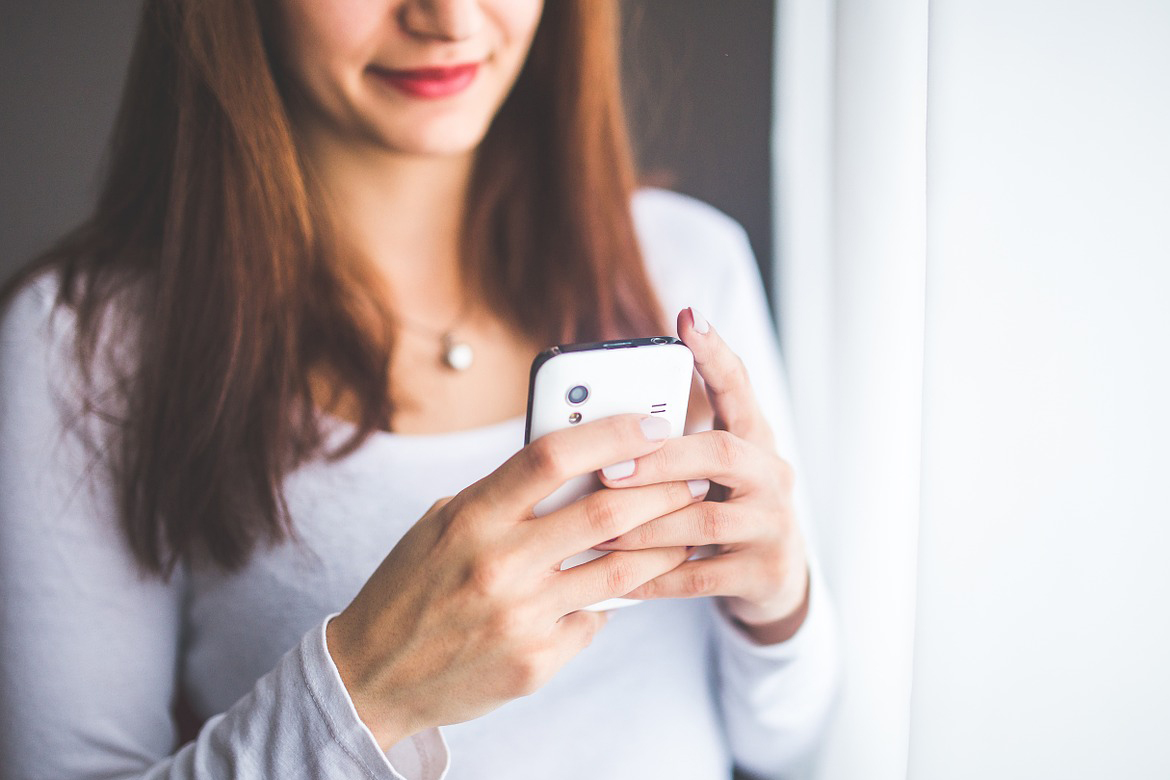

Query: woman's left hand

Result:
[592,308,810,643]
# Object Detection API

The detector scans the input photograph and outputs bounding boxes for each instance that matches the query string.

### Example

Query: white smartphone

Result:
[525,337,694,611]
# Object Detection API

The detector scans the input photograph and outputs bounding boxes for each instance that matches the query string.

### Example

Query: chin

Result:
[390,135,487,158]
[372,117,493,158]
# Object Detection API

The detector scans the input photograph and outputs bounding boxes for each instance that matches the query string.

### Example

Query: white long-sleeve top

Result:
[0,189,839,780]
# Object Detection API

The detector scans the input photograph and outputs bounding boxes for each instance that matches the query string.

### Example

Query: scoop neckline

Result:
[318,409,526,447]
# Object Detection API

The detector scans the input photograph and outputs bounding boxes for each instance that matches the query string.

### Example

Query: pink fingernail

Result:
[602,460,636,480]
[687,479,710,498]
[640,416,671,441]
[689,307,710,334]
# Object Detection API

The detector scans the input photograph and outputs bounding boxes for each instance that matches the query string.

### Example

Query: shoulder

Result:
[630,188,765,331]
[632,187,748,239]
[1,265,139,405]
[0,268,71,367]
[0,268,86,469]
[0,268,91,429]
[631,187,755,276]
[1,267,61,328]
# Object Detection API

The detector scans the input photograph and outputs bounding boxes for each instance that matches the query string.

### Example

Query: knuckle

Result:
[641,443,671,474]
[467,555,509,598]
[631,575,658,600]
[720,354,749,387]
[527,436,571,483]
[583,492,624,538]
[623,521,652,548]
[435,509,477,556]
[484,604,527,644]
[698,502,733,542]
[714,354,748,388]
[709,430,741,471]
[441,493,485,537]
[683,567,721,597]
[663,479,692,509]
[443,514,473,546]
[604,554,637,595]
[505,653,545,697]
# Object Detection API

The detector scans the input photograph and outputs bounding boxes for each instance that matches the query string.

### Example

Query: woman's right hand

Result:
[325,414,700,749]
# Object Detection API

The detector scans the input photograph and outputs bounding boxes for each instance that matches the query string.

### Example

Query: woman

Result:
[0,0,838,778]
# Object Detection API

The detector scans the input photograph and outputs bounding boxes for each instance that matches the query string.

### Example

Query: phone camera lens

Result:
[566,385,589,405]
[650,337,669,345]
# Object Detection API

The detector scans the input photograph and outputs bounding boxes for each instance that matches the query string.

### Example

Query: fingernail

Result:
[640,416,671,441]
[602,460,636,480]
[687,478,710,498]
[689,307,710,335]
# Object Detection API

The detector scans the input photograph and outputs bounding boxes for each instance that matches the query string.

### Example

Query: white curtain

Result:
[775,1,927,777]
[773,1,1170,778]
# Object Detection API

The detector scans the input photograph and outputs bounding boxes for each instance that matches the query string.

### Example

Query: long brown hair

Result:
[0,0,664,577]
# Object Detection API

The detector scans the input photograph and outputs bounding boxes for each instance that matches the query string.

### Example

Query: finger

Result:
[677,308,773,448]
[592,498,765,551]
[551,609,611,661]
[553,546,692,614]
[470,413,675,514]
[526,479,705,563]
[621,555,746,602]
[598,429,779,493]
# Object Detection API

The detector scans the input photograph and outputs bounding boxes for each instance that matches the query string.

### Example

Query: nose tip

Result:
[400,0,484,42]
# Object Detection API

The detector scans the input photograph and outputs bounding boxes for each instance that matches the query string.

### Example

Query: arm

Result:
[0,273,446,780]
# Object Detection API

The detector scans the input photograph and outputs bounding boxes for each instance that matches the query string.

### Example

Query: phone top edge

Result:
[552,336,683,354]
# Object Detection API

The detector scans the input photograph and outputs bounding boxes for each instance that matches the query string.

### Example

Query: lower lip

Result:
[370,64,480,99]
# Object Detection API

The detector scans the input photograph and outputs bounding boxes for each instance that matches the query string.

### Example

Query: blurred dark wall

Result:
[0,2,775,296]
[621,0,775,296]
[0,1,140,282]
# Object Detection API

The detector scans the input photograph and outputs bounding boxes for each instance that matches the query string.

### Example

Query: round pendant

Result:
[442,334,474,371]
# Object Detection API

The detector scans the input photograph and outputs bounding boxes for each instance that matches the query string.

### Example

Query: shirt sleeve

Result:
[0,272,449,780]
[708,567,839,779]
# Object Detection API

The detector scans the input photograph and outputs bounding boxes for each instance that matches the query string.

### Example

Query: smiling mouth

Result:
[367,63,480,99]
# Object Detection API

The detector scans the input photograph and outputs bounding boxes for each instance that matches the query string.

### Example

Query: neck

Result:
[303,130,475,326]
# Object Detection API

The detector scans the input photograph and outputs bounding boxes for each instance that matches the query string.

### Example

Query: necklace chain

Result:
[391,297,475,372]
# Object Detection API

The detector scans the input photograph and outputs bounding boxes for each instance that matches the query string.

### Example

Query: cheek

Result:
[278,0,386,72]
[490,0,544,55]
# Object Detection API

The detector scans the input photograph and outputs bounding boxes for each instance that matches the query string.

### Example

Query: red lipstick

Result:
[369,63,480,99]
